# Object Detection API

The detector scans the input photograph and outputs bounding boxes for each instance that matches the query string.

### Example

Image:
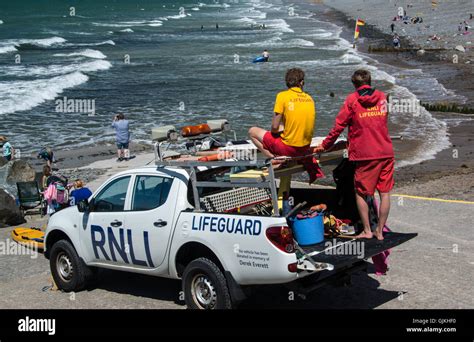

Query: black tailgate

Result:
[299,232,417,270]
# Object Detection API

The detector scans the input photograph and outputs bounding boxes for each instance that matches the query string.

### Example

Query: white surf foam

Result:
[120,28,134,33]
[54,49,107,59]
[0,71,89,115]
[265,19,294,33]
[0,45,17,54]
[74,40,115,47]
[0,60,112,78]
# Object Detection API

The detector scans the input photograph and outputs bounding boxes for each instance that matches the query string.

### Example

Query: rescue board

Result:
[252,56,267,63]
[11,227,44,250]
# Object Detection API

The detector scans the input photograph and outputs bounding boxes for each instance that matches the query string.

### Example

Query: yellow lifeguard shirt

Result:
[273,87,316,147]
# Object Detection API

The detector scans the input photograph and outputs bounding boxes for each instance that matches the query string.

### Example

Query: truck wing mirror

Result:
[78,198,95,213]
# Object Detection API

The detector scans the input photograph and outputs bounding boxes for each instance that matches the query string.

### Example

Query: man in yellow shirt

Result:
[248,68,323,183]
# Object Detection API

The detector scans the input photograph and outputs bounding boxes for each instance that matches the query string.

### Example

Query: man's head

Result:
[116,113,125,120]
[351,69,371,89]
[285,68,305,89]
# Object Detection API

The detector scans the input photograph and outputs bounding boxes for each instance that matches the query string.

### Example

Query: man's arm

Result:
[320,99,353,151]
[271,113,283,134]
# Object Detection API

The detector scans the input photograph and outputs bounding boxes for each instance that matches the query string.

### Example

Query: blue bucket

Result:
[289,212,325,246]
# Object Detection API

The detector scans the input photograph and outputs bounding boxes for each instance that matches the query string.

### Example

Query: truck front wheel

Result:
[182,257,233,309]
[49,240,96,292]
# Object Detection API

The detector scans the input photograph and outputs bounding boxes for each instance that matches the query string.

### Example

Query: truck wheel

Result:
[182,257,233,309]
[49,240,94,292]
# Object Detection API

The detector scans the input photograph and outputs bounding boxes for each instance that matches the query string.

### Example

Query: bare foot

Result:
[374,229,384,241]
[355,230,373,239]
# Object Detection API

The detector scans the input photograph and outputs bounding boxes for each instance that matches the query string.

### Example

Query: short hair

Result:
[351,69,371,88]
[285,68,305,88]
[117,113,125,120]
[43,165,51,175]
[74,179,84,188]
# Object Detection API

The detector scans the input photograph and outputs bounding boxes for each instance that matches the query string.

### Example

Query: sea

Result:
[0,0,467,167]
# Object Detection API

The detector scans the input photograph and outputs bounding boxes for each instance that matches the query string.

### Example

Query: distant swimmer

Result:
[201,25,204,31]
[216,23,219,30]
[262,49,269,62]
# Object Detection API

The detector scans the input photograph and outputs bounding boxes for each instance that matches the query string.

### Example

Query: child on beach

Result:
[248,68,323,184]
[41,165,52,191]
[112,113,130,162]
[37,147,55,167]
[314,70,394,241]
[1,136,14,161]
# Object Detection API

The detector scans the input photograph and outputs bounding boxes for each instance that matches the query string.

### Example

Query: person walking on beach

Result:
[248,68,323,184]
[314,70,394,241]
[390,23,395,33]
[112,113,130,162]
[1,136,14,161]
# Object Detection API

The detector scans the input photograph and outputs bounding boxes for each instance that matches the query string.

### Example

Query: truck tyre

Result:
[182,257,233,309]
[49,240,94,292]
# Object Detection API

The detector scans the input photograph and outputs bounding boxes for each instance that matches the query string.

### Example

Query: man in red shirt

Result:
[315,70,394,240]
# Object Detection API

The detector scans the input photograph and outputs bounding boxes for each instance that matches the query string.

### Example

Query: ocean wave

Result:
[0,59,112,78]
[0,20,3,24]
[0,45,18,54]
[73,40,116,47]
[160,13,189,20]
[237,36,313,48]
[265,19,294,33]
[93,20,163,28]
[54,48,107,59]
[120,28,134,33]
[0,71,89,115]
[391,86,450,168]
[1,36,67,51]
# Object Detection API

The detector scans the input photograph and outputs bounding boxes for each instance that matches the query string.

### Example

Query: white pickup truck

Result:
[44,156,416,309]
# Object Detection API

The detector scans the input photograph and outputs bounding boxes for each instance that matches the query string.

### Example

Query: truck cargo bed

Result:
[300,232,417,270]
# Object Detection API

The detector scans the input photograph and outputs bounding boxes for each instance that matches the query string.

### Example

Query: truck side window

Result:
[94,176,130,212]
[131,176,173,211]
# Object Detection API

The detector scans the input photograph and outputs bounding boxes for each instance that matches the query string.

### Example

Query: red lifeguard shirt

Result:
[321,85,394,161]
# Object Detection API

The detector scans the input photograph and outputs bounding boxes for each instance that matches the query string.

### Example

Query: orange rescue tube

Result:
[181,123,211,137]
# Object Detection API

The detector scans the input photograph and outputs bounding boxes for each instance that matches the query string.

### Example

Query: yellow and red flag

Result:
[354,19,365,40]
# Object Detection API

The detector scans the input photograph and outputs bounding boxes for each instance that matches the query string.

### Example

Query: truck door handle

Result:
[110,220,122,227]
[153,220,167,227]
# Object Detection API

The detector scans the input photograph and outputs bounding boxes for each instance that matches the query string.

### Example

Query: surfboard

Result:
[11,227,44,250]
[252,56,267,63]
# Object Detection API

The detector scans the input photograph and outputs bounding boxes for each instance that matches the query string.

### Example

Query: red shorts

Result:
[354,157,394,196]
[262,132,324,183]
[263,132,308,156]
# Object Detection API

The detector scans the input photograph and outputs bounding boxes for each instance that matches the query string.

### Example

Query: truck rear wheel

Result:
[49,240,95,292]
[182,257,233,309]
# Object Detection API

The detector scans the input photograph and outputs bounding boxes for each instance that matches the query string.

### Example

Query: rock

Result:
[0,159,36,186]
[455,45,465,52]
[0,157,7,167]
[416,49,426,56]
[0,188,25,228]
